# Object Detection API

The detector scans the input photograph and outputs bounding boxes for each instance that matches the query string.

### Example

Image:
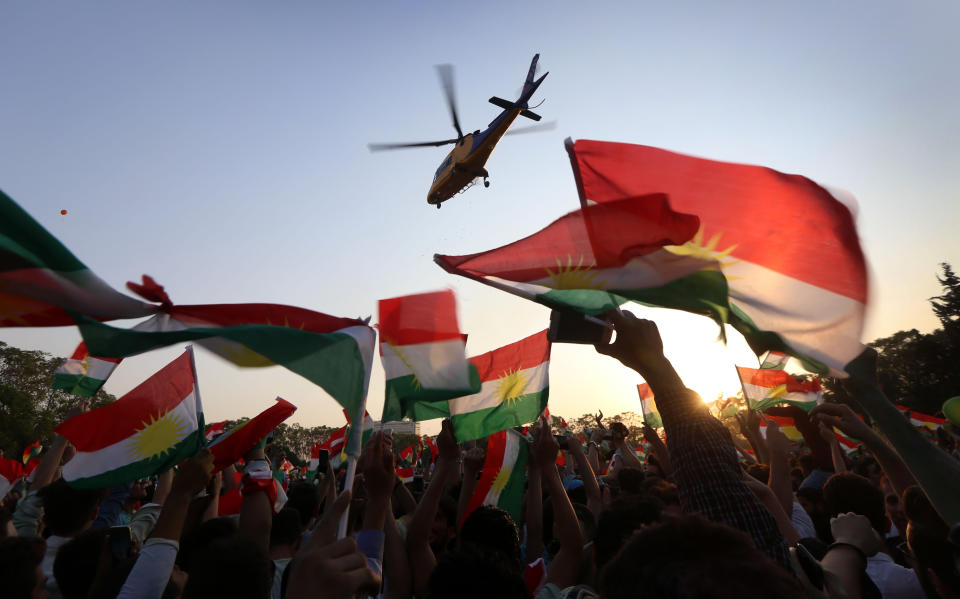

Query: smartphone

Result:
[108,526,131,560]
[315,449,329,473]
[553,434,568,447]
[547,310,609,345]
[791,543,825,591]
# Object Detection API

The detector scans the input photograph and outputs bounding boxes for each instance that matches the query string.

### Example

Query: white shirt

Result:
[865,552,924,599]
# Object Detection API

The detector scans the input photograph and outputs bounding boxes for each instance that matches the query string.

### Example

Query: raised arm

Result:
[595,311,789,568]
[610,422,643,471]
[818,422,848,475]
[524,457,544,562]
[534,419,584,589]
[457,446,484,527]
[238,444,273,553]
[406,419,458,599]
[641,424,673,477]
[765,422,795,518]
[810,402,916,496]
[566,434,602,518]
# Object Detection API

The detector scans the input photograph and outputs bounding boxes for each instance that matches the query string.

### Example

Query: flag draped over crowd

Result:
[379,290,479,422]
[54,349,205,489]
[565,140,869,376]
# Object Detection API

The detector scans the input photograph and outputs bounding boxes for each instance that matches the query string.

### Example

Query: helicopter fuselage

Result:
[427,107,523,205]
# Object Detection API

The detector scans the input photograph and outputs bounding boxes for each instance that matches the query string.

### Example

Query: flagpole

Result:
[337,392,367,539]
[185,345,207,449]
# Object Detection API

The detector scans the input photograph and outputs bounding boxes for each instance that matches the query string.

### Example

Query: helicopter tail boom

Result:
[519,53,548,104]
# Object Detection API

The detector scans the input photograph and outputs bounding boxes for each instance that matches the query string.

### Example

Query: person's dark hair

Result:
[177,516,238,573]
[427,545,530,599]
[851,456,881,480]
[0,536,46,599]
[617,467,646,494]
[600,515,804,599]
[745,463,770,484]
[567,484,588,506]
[38,479,104,536]
[284,481,320,529]
[54,528,110,599]
[902,486,960,595]
[822,473,886,533]
[0,506,12,538]
[459,505,520,567]
[798,454,814,475]
[594,495,664,571]
[182,535,272,599]
[270,507,303,549]
[639,477,679,508]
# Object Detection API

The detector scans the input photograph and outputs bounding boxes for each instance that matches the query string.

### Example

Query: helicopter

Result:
[369,54,551,208]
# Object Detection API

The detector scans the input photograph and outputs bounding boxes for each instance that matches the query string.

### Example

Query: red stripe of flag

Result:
[209,398,297,472]
[70,341,122,363]
[461,430,507,526]
[54,351,195,451]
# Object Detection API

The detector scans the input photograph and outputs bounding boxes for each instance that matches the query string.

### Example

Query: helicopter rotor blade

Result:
[435,63,464,140]
[367,138,459,152]
[503,120,558,136]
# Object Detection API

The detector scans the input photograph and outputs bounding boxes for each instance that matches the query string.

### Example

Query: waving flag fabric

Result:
[435,195,726,325]
[55,349,204,489]
[450,331,551,442]
[21,441,42,465]
[204,420,227,442]
[52,342,123,397]
[737,366,822,411]
[0,457,23,499]
[379,290,479,422]
[208,398,296,472]
[758,415,804,443]
[396,445,416,483]
[637,383,661,428]
[74,294,374,416]
[0,190,155,327]
[566,140,868,376]
[461,429,529,527]
[760,351,790,370]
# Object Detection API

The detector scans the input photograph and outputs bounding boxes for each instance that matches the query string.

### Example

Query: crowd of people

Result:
[2,311,959,599]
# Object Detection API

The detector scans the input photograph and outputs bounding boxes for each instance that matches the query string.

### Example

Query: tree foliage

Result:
[0,341,115,457]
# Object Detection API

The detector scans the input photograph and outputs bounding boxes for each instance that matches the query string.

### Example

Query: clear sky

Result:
[2,1,957,439]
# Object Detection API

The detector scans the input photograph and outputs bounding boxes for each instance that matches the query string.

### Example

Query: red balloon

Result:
[60,209,67,215]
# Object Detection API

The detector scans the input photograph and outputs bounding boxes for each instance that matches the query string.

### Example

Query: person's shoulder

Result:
[534,583,598,599]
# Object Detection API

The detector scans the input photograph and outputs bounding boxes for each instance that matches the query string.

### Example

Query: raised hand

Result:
[171,449,215,498]
[360,432,395,501]
[830,512,881,557]
[437,419,458,463]
[286,490,382,599]
[463,446,486,475]
[593,310,667,376]
[766,421,792,455]
[810,403,875,443]
[532,417,560,470]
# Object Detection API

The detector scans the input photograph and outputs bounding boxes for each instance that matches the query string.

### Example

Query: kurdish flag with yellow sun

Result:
[450,331,550,442]
[461,429,529,527]
[566,140,869,376]
[54,348,204,489]
[435,194,728,329]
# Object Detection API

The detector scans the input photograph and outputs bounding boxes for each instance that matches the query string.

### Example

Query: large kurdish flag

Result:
[566,140,868,376]
[52,342,122,396]
[434,195,727,327]
[737,366,822,411]
[450,331,550,442]
[55,349,204,489]
[379,290,479,422]
[74,300,375,417]
[462,429,529,527]
[0,190,155,327]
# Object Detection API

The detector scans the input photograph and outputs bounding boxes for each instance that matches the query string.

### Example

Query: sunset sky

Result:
[2,1,957,438]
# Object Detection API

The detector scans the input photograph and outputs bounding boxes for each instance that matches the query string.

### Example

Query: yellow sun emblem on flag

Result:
[545,255,603,290]
[767,384,788,398]
[666,229,741,279]
[128,410,188,461]
[495,369,529,406]
[383,337,422,390]
[491,466,512,493]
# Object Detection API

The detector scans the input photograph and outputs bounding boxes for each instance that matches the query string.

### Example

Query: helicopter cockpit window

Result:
[434,157,452,181]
